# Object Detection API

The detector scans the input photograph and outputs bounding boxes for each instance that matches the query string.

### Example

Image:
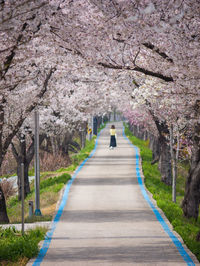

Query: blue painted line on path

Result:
[122,126,195,266]
[32,130,102,266]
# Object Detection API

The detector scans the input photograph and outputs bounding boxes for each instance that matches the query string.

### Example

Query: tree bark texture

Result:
[153,119,172,186]
[0,185,9,223]
[182,161,200,220]
[61,134,72,157]
[182,124,200,220]
[159,138,172,186]
[80,130,86,149]
[143,131,148,141]
[149,134,160,164]
[51,136,57,155]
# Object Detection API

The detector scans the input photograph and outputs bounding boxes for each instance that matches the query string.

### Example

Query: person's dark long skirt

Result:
[110,135,117,147]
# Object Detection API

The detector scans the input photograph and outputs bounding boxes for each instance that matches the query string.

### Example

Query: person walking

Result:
[109,125,117,149]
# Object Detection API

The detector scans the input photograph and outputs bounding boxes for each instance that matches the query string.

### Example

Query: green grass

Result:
[40,173,71,190]
[70,136,96,167]
[98,122,107,133]
[7,173,71,223]
[0,173,16,179]
[124,124,200,262]
[28,168,35,176]
[0,226,47,263]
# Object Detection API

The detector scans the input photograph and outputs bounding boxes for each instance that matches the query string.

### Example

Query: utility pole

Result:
[170,124,176,203]
[21,163,24,235]
[101,114,104,126]
[34,109,42,216]
[91,115,94,138]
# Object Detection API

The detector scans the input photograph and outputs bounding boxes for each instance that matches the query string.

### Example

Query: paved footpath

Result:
[28,122,198,266]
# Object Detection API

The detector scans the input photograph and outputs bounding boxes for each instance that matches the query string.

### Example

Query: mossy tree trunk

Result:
[158,136,172,186]
[182,124,200,220]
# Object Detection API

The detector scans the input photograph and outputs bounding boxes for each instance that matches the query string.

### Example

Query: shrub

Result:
[40,173,71,190]
[0,178,17,200]
[0,148,17,177]
[0,227,47,261]
[40,151,70,172]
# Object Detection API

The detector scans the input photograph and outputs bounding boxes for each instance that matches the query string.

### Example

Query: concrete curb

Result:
[0,221,51,231]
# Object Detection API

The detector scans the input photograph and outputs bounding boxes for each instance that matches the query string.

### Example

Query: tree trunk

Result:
[151,117,172,186]
[51,136,57,155]
[139,126,143,139]
[12,133,45,201]
[108,112,111,121]
[0,98,9,223]
[11,134,31,201]
[150,135,160,164]
[143,131,148,141]
[0,185,9,223]
[0,156,9,223]
[149,133,154,150]
[60,134,70,157]
[113,108,116,121]
[97,116,102,131]
[136,125,139,138]
[17,161,30,201]
[80,130,86,149]
[159,137,172,185]
[131,124,136,137]
[182,160,200,220]
[128,123,133,133]
[182,124,200,219]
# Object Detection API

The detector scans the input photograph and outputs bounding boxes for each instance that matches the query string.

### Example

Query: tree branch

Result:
[133,48,140,66]
[1,23,28,80]
[98,62,174,82]
[11,142,19,161]
[2,67,56,157]
[143,42,173,63]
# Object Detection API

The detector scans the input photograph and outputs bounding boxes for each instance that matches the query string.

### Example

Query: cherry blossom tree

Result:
[0,0,200,222]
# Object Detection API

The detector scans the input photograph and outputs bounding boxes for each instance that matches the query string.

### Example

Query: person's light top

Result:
[110,129,116,136]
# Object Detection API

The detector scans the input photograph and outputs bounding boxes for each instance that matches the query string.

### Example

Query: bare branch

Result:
[98,62,174,82]
[11,142,19,161]
[133,48,140,66]
[143,42,173,63]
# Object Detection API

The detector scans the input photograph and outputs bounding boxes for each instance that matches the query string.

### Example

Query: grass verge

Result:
[98,122,107,133]
[124,124,200,262]
[7,173,71,223]
[0,226,47,265]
